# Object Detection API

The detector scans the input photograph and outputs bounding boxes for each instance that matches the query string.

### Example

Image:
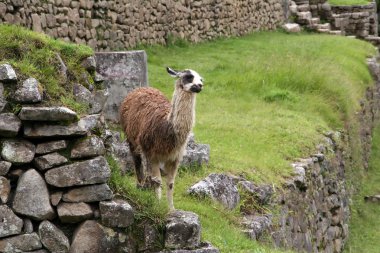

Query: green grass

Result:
[0,24,93,113]
[144,31,375,183]
[346,125,380,253]
[328,0,371,5]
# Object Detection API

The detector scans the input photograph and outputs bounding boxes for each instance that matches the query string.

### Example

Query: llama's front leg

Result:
[165,160,179,211]
[151,161,162,200]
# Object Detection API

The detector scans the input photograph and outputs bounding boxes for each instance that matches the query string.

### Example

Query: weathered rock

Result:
[188,173,240,210]
[45,156,111,187]
[0,83,6,113]
[81,56,96,71]
[165,210,201,249]
[23,218,34,233]
[34,152,68,171]
[18,106,78,122]
[63,183,113,203]
[0,176,11,203]
[241,215,272,240]
[70,220,136,253]
[139,222,160,252]
[0,233,42,252]
[282,23,301,33]
[238,180,273,205]
[364,194,380,203]
[39,220,70,253]
[57,202,93,223]
[13,78,42,103]
[89,90,108,114]
[13,169,55,220]
[1,139,35,164]
[0,161,11,176]
[104,130,134,174]
[156,242,220,253]
[35,140,67,154]
[0,113,21,137]
[99,199,134,228]
[24,114,100,138]
[0,205,23,238]
[95,51,148,122]
[73,83,92,104]
[71,136,105,159]
[50,191,63,206]
[181,133,210,167]
[0,63,17,82]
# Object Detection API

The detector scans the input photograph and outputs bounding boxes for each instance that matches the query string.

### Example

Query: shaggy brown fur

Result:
[119,68,203,210]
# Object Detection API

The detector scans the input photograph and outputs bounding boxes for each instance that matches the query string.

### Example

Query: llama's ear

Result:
[167,67,179,77]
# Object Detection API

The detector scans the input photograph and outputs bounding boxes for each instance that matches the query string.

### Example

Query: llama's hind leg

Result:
[165,159,179,211]
[128,142,146,188]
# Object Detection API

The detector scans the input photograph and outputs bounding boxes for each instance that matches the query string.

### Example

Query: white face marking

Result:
[181,69,203,93]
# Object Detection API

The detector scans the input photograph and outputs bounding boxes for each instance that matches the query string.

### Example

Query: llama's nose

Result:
[190,84,202,93]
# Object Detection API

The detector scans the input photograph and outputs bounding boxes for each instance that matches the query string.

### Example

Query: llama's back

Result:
[120,87,175,156]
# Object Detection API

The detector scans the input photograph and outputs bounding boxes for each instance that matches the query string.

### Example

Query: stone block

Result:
[39,220,70,253]
[33,152,68,170]
[13,78,42,103]
[18,106,78,122]
[1,139,35,164]
[63,183,113,202]
[0,233,42,252]
[0,205,23,238]
[57,202,93,223]
[0,64,17,82]
[0,113,21,137]
[35,140,67,155]
[99,199,134,228]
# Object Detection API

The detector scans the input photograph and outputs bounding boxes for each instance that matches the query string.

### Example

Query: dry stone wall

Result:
[0,0,286,50]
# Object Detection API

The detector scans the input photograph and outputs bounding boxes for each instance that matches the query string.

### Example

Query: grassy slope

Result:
[0,24,93,113]
[328,0,371,5]
[346,125,380,252]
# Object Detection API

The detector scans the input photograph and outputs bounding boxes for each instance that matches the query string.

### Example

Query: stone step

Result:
[329,30,343,35]
[317,23,331,30]
[297,11,312,20]
[308,17,321,27]
[317,28,331,33]
[297,4,310,12]
[364,36,380,46]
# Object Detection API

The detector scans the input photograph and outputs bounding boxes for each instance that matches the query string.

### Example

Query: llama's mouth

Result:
[190,85,202,93]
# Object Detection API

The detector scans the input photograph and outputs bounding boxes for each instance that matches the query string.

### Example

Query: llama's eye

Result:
[183,74,194,83]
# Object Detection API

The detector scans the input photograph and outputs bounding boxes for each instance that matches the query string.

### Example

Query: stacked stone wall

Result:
[0,0,286,50]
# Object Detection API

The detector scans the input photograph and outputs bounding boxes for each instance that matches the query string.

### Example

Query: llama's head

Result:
[167,67,203,93]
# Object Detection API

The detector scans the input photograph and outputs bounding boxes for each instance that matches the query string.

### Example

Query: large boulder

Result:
[33,152,68,171]
[99,199,134,228]
[0,113,21,137]
[57,202,93,223]
[62,183,113,203]
[1,139,35,164]
[39,220,70,253]
[0,63,17,82]
[188,173,240,210]
[18,106,78,122]
[70,136,105,159]
[12,169,55,220]
[45,156,111,187]
[165,210,201,250]
[13,78,42,103]
[0,205,23,238]
[0,233,42,252]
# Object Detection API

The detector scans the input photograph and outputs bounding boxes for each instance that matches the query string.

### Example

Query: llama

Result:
[119,67,203,210]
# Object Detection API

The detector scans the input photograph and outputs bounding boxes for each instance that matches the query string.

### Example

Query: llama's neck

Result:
[168,87,196,146]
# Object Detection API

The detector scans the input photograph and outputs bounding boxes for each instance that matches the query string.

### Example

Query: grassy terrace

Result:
[328,0,371,5]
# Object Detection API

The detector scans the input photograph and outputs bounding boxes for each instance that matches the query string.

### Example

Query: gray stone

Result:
[156,242,219,253]
[57,202,93,223]
[0,113,21,137]
[45,156,111,187]
[34,152,68,170]
[89,89,108,114]
[139,222,160,252]
[0,161,11,176]
[238,181,273,205]
[73,83,92,104]
[188,173,240,210]
[364,194,380,203]
[0,64,17,82]
[35,140,67,155]
[0,83,6,113]
[165,210,201,249]
[104,130,134,174]
[241,215,272,240]
[81,56,96,71]
[39,220,70,253]
[18,106,78,122]
[99,199,134,228]
[13,169,55,220]
[181,134,210,167]
[24,114,100,138]
[71,136,105,159]
[1,139,35,164]
[63,183,113,203]
[0,233,42,252]
[23,218,34,234]
[50,191,63,206]
[0,205,23,238]
[95,51,148,122]
[0,176,10,203]
[293,166,306,189]
[282,23,301,33]
[13,78,42,103]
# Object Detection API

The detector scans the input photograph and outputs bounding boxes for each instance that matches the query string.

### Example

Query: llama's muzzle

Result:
[190,84,202,93]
